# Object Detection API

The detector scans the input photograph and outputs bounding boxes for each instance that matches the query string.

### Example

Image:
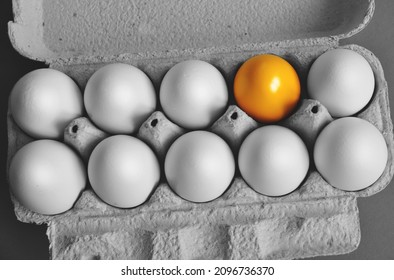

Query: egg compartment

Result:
[7,0,394,259]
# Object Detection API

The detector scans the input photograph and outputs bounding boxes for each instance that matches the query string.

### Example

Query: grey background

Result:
[1,1,394,259]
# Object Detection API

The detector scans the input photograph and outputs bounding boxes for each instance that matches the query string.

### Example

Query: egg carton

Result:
[7,0,394,259]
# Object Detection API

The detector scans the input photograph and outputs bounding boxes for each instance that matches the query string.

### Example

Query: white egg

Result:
[9,140,86,215]
[239,126,310,196]
[88,135,160,208]
[314,117,388,191]
[10,69,83,139]
[165,131,235,202]
[160,60,228,129]
[307,48,375,117]
[84,63,156,134]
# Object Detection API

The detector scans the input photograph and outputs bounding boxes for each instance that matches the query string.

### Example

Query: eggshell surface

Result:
[9,140,86,215]
[239,126,309,196]
[234,54,301,123]
[84,63,156,134]
[307,49,375,117]
[10,69,83,139]
[88,135,160,208]
[160,60,228,129]
[165,131,235,202]
[314,117,388,191]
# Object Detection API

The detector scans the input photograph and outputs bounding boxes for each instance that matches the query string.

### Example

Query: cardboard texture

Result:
[7,0,394,259]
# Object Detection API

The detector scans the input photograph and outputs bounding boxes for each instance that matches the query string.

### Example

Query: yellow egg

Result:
[234,54,301,123]
[9,140,86,215]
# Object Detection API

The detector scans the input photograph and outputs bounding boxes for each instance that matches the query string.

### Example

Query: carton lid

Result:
[9,0,374,63]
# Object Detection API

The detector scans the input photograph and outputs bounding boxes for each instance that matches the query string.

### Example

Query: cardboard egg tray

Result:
[7,0,394,259]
